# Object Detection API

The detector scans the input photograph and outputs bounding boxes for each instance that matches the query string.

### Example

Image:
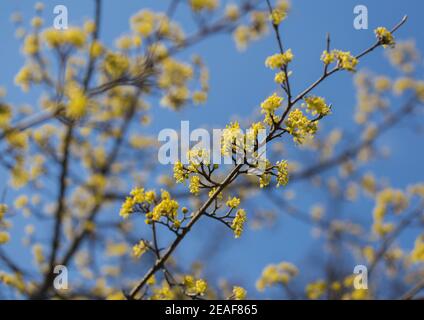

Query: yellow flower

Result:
[259,173,271,188]
[7,131,28,150]
[190,0,219,12]
[132,240,147,259]
[115,35,133,50]
[231,209,247,238]
[0,272,25,293]
[274,71,291,84]
[66,83,89,119]
[43,27,86,48]
[221,121,242,156]
[192,91,208,105]
[64,28,86,47]
[226,197,241,209]
[303,96,331,116]
[23,34,39,55]
[225,4,240,21]
[374,76,391,91]
[375,27,395,48]
[256,262,298,291]
[285,109,318,144]
[189,175,201,195]
[84,20,96,34]
[31,17,43,28]
[14,195,29,209]
[107,291,126,300]
[106,242,128,257]
[152,282,175,300]
[306,280,326,299]
[232,286,247,300]
[333,50,358,72]
[119,196,135,219]
[0,204,8,220]
[103,52,130,78]
[90,40,104,58]
[151,190,179,221]
[15,65,41,92]
[411,234,424,263]
[173,161,187,183]
[0,232,10,245]
[195,279,208,295]
[261,93,283,125]
[321,50,335,65]
[265,49,294,69]
[270,9,286,25]
[276,160,289,187]
[233,25,250,51]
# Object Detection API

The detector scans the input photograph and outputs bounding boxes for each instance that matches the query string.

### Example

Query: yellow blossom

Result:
[132,240,147,259]
[285,109,318,144]
[232,286,247,300]
[192,91,208,105]
[14,195,29,209]
[256,262,298,291]
[190,0,219,12]
[151,190,179,221]
[411,235,424,263]
[103,52,130,78]
[306,280,326,299]
[321,50,335,65]
[225,4,240,21]
[66,83,89,119]
[270,9,286,25]
[0,232,10,245]
[261,93,283,124]
[375,27,395,48]
[265,49,294,69]
[119,196,135,219]
[0,204,7,220]
[226,197,241,209]
[195,279,208,295]
[189,175,201,195]
[333,50,358,72]
[303,96,331,116]
[23,34,39,55]
[231,209,246,238]
[276,160,289,187]
[274,71,291,84]
[173,161,187,183]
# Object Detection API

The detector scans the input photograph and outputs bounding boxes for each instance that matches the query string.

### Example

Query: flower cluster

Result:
[226,197,241,209]
[43,27,86,49]
[261,93,283,125]
[189,0,219,12]
[183,275,208,296]
[303,96,331,116]
[321,50,358,71]
[270,9,286,25]
[411,235,424,263]
[276,160,289,187]
[151,190,179,222]
[119,187,156,219]
[132,240,147,259]
[231,209,247,238]
[372,188,408,236]
[375,27,395,48]
[265,50,294,69]
[285,109,318,144]
[256,262,298,291]
[232,286,247,300]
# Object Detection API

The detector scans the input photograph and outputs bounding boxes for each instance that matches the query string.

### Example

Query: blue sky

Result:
[0,0,423,298]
